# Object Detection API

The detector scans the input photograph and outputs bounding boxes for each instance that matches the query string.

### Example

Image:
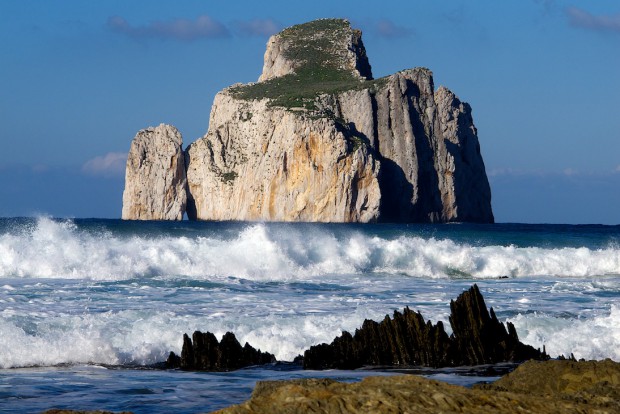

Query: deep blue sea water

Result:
[1,217,619,413]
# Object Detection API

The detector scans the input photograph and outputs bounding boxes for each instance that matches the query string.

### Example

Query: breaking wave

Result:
[0,217,618,280]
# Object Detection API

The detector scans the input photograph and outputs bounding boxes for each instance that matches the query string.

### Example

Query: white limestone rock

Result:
[185,94,381,222]
[330,69,493,222]
[121,124,187,220]
[259,19,372,82]
[122,18,493,223]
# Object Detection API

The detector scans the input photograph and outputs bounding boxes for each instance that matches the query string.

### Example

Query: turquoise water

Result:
[0,218,619,413]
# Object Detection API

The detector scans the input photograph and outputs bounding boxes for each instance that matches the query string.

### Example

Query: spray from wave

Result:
[0,217,619,280]
[510,304,620,361]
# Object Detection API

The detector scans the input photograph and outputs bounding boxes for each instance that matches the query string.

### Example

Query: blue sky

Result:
[1,0,618,223]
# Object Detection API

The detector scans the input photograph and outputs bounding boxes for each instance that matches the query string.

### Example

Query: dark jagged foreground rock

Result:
[212,360,620,414]
[166,331,275,371]
[303,285,545,369]
[448,284,544,365]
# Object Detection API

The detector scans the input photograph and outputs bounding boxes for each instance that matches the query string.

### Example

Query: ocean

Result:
[0,217,619,413]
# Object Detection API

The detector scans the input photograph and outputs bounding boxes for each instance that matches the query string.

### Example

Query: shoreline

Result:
[40,359,620,414]
[213,359,620,413]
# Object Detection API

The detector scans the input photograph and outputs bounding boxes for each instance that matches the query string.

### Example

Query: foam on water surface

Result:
[0,217,619,412]
[1,218,618,281]
[0,274,619,368]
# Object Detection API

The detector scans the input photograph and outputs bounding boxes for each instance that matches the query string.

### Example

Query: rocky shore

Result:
[212,359,620,414]
[42,359,620,414]
[40,285,620,413]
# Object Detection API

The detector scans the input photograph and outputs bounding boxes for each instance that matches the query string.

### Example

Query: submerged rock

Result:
[212,360,620,414]
[303,284,546,369]
[166,331,275,371]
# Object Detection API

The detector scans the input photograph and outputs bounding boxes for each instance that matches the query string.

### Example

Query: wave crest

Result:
[0,218,618,280]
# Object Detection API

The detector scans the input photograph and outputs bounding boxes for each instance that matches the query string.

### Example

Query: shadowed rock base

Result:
[166,331,276,371]
[213,359,620,414]
[303,284,546,369]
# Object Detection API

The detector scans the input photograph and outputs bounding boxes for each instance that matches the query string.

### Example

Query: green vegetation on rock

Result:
[221,171,238,183]
[229,19,386,111]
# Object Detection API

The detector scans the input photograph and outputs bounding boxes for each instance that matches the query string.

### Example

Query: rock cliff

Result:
[123,18,494,223]
[122,124,187,220]
[185,94,381,222]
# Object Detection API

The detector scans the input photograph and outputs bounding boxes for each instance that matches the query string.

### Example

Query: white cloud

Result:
[566,7,620,34]
[490,167,620,178]
[235,19,281,37]
[488,168,544,177]
[374,19,412,38]
[82,152,127,177]
[107,15,230,42]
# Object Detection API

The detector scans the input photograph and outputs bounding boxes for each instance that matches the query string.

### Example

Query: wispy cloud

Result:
[490,167,620,178]
[234,18,281,37]
[488,168,546,177]
[107,15,230,42]
[82,152,127,177]
[373,19,412,38]
[566,7,620,34]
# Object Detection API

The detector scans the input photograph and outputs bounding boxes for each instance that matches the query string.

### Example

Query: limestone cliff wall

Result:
[122,19,493,223]
[121,124,187,220]
[332,69,493,223]
[185,93,381,222]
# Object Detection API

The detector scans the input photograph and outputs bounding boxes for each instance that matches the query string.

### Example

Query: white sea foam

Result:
[1,298,618,368]
[510,305,620,361]
[0,305,385,368]
[0,217,619,280]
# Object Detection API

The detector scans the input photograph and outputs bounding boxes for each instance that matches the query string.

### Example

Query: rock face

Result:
[184,18,493,223]
[320,69,494,222]
[258,19,372,82]
[123,18,493,223]
[213,360,620,414]
[477,359,620,407]
[121,124,187,220]
[166,331,275,371]
[185,96,381,222]
[303,284,545,369]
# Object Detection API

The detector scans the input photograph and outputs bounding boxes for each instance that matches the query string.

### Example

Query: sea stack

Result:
[121,124,187,220]
[122,18,494,223]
